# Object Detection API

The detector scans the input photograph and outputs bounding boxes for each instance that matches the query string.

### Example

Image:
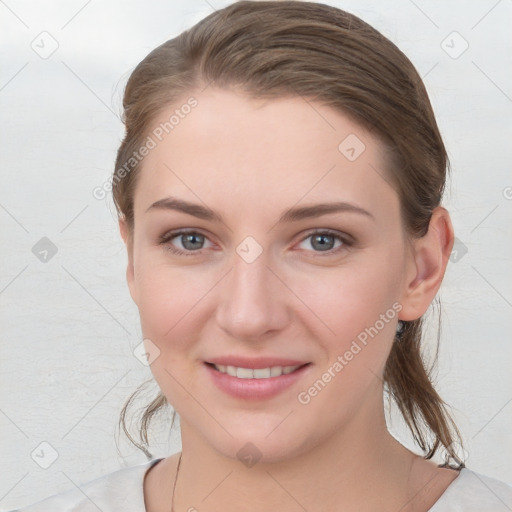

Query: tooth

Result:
[270,366,282,377]
[253,368,271,379]
[236,367,254,379]
[215,364,302,378]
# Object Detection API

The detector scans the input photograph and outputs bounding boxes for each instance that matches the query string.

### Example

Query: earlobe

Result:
[399,207,454,321]
[118,218,138,305]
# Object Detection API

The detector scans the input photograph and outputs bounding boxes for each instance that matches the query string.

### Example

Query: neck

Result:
[173,396,420,512]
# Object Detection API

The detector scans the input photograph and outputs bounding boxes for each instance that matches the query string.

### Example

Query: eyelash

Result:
[159,229,353,257]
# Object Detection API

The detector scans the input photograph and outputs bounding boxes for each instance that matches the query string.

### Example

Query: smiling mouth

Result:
[206,362,310,379]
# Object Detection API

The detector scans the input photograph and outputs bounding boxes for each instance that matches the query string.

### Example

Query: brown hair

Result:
[114,0,463,466]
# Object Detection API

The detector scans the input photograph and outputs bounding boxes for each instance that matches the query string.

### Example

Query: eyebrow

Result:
[145,196,375,223]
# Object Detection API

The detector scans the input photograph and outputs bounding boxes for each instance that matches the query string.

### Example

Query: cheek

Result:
[134,262,210,404]
[295,254,403,400]
[133,247,211,337]
[296,253,402,338]
[294,269,401,420]
[133,258,221,400]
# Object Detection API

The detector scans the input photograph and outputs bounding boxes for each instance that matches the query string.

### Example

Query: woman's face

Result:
[122,88,418,462]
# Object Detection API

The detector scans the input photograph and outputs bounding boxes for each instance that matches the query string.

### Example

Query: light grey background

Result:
[1,0,511,509]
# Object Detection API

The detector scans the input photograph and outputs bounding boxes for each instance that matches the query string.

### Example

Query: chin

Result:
[211,434,308,466]
[189,408,325,466]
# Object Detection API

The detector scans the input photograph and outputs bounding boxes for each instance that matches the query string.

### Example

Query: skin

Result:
[119,87,457,512]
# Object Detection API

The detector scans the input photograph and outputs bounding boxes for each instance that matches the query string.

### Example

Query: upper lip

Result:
[206,356,310,369]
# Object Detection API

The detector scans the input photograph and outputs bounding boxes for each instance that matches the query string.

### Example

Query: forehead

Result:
[132,88,399,220]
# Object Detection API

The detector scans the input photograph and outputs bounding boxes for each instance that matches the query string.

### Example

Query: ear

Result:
[119,218,138,305]
[399,206,454,321]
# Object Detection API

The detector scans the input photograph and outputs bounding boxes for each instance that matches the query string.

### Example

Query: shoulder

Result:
[429,467,512,511]
[9,459,162,512]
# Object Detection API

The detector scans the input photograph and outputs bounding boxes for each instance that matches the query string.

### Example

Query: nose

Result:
[214,246,290,342]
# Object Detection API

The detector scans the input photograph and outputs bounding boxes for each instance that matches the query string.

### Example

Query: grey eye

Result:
[297,232,344,253]
[178,233,205,251]
[310,233,336,251]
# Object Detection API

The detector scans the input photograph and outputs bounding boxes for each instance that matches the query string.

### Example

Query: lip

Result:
[204,360,311,400]
[206,356,308,369]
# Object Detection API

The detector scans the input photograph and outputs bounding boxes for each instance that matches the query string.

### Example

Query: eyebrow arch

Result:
[145,196,375,223]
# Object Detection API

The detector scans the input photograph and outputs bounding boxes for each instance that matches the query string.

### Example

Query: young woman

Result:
[14,1,512,511]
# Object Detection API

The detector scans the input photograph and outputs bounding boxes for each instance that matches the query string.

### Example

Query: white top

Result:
[11,458,512,511]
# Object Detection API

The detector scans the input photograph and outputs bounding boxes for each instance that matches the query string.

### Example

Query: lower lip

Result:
[204,363,311,400]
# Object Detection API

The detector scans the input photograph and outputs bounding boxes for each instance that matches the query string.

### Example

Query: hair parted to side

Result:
[114,1,464,466]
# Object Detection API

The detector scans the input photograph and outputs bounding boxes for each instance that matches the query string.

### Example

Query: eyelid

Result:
[159,228,214,254]
[298,228,354,246]
[294,229,353,257]
[159,227,354,256]
[159,227,211,242]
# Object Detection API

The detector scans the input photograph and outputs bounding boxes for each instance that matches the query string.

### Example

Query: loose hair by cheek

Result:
[114,1,463,466]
